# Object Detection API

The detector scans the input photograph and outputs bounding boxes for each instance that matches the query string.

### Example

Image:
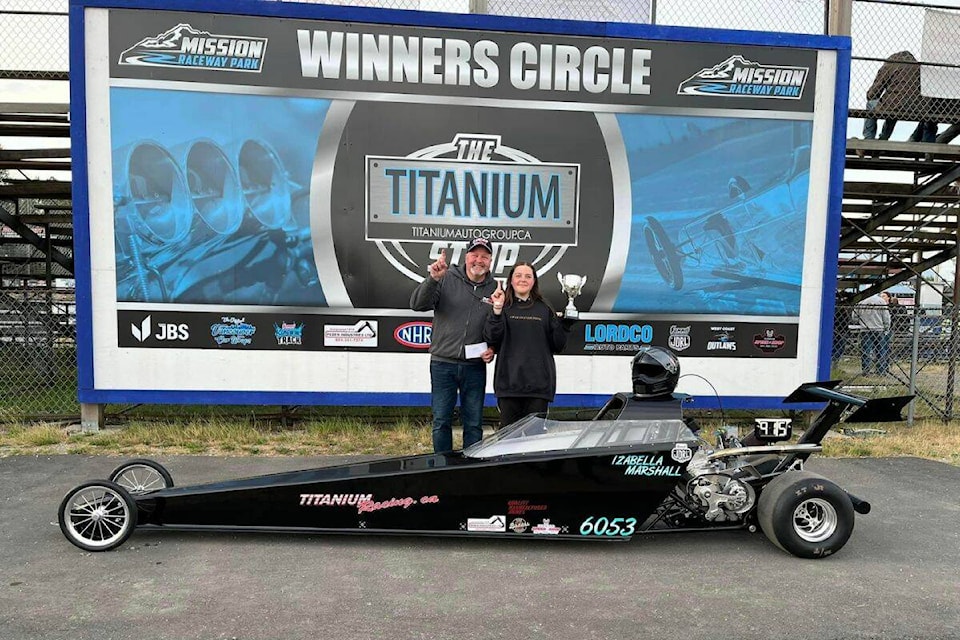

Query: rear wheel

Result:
[757,471,854,559]
[643,216,684,290]
[109,459,173,494]
[58,481,137,552]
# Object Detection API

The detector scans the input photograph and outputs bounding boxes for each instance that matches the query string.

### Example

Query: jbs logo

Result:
[131,315,190,342]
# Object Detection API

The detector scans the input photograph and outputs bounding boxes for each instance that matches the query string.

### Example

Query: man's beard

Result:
[467,265,488,281]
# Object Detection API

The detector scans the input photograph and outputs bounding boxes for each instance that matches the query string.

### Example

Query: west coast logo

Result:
[119,23,267,72]
[678,55,808,99]
[366,133,580,282]
[707,326,737,352]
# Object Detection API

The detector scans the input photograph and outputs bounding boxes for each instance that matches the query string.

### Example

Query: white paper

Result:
[465,342,488,360]
[921,9,960,99]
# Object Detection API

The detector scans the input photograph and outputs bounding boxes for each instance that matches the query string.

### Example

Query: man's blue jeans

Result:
[863,99,895,140]
[861,330,888,374]
[430,360,486,453]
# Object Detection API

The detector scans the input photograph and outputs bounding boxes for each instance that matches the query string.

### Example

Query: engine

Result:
[682,448,757,522]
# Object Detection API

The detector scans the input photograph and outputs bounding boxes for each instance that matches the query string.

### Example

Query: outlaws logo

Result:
[321,103,615,310]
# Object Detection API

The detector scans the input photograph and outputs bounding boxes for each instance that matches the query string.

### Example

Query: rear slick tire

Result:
[757,471,855,559]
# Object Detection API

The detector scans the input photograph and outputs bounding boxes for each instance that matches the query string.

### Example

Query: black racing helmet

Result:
[631,345,680,398]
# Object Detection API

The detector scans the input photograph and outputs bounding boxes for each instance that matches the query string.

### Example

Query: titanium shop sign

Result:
[72,0,850,408]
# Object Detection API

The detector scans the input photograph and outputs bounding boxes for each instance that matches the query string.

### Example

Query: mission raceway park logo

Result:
[677,55,808,99]
[366,133,581,283]
[118,24,267,72]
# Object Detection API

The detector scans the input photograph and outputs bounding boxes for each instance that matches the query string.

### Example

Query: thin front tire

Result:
[109,459,174,494]
[59,481,137,552]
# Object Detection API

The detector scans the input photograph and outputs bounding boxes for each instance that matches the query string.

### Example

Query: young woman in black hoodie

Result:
[484,262,569,429]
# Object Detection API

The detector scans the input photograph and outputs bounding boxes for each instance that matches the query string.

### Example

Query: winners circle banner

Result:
[72,0,849,408]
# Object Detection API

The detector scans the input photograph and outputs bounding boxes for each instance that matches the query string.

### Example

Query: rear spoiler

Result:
[783,381,914,423]
[772,382,914,473]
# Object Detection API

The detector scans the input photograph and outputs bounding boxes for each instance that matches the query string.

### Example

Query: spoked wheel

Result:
[109,459,174,494]
[757,471,855,559]
[58,481,137,552]
[643,216,684,290]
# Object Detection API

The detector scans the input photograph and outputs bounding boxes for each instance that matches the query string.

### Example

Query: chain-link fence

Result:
[0,0,67,79]
[0,285,76,419]
[850,0,960,142]
[832,301,960,421]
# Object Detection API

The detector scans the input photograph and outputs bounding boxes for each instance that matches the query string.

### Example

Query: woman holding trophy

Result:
[484,262,571,429]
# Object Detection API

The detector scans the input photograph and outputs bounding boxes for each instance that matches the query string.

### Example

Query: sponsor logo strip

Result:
[117,311,799,357]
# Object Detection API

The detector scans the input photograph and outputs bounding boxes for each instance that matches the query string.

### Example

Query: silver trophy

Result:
[557,273,587,319]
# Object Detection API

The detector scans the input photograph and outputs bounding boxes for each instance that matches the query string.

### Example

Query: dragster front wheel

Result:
[58,481,137,552]
[643,216,684,290]
[109,459,174,494]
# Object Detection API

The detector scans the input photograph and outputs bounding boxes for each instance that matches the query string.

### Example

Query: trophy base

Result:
[563,307,579,320]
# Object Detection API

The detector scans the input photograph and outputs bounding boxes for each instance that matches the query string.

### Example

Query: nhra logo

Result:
[119,23,267,72]
[678,55,808,100]
[366,133,580,282]
[753,328,786,354]
[394,321,432,349]
[668,325,691,352]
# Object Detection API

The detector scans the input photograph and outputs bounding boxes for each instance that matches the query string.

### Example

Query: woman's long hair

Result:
[504,262,554,311]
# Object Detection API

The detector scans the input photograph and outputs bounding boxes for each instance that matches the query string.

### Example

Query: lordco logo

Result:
[365,133,582,281]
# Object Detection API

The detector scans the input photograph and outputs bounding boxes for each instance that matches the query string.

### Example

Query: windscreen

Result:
[464,415,697,459]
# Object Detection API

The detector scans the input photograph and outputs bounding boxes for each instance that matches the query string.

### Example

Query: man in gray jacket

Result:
[410,237,498,453]
[854,292,892,375]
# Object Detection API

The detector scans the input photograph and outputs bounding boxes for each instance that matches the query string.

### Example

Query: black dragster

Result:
[58,382,910,558]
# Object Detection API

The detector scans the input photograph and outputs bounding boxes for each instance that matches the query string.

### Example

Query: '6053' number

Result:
[579,516,637,537]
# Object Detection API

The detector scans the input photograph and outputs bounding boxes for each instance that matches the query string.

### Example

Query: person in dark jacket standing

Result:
[484,262,568,429]
[410,237,498,453]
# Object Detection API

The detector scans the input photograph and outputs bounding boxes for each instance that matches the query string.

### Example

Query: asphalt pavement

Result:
[1,454,958,640]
